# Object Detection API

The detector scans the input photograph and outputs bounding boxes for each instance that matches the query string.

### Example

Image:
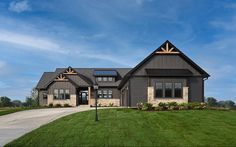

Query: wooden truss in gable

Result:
[55,74,68,81]
[156,42,179,54]
[64,67,77,75]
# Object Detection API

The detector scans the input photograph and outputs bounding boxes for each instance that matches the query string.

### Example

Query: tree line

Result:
[0,88,38,107]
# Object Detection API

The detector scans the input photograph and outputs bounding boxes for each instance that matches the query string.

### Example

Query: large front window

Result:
[174,83,182,98]
[54,89,70,99]
[155,83,163,98]
[165,83,172,98]
[155,82,183,98]
[97,89,113,98]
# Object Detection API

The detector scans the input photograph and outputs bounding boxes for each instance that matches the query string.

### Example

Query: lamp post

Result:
[93,83,99,121]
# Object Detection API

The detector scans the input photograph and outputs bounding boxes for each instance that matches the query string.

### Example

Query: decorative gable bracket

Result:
[64,67,77,75]
[156,42,179,54]
[55,74,68,81]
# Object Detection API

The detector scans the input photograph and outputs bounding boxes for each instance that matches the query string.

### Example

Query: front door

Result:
[78,90,88,105]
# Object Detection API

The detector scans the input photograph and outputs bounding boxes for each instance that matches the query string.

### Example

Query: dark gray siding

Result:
[188,77,204,102]
[48,81,76,94]
[121,82,129,106]
[130,77,148,107]
[134,55,201,76]
[39,90,47,106]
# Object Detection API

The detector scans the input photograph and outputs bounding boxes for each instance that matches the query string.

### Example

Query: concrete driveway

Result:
[0,106,91,146]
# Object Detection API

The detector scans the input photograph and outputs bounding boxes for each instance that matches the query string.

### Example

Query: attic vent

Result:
[55,74,68,81]
[156,42,179,54]
[64,67,77,74]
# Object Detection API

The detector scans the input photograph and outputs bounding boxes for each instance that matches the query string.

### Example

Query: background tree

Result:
[223,100,235,109]
[12,100,23,107]
[24,87,39,107]
[206,97,218,107]
[0,96,12,107]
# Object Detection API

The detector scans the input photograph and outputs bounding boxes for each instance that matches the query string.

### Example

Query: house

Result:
[36,41,210,107]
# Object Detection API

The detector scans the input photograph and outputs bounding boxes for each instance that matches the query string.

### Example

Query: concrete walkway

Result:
[0,106,91,146]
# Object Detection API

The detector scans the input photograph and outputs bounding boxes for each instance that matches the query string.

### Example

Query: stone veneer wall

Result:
[47,94,77,106]
[90,98,120,107]
[147,87,188,106]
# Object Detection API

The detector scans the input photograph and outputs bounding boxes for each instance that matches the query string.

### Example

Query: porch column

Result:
[147,87,154,103]
[183,87,189,103]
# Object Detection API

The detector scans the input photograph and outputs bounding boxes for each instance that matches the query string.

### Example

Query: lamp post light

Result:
[93,83,99,121]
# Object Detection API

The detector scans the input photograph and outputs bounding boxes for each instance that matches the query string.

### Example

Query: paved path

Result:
[0,106,91,146]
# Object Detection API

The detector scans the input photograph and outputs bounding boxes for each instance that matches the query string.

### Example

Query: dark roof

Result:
[145,69,193,76]
[36,72,55,89]
[118,40,210,89]
[36,68,131,89]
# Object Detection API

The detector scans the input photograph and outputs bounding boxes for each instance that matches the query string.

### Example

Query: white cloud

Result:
[0,29,67,54]
[8,0,31,13]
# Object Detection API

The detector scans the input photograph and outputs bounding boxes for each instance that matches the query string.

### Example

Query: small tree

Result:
[223,100,235,109]
[206,97,217,107]
[24,88,39,107]
[0,96,12,107]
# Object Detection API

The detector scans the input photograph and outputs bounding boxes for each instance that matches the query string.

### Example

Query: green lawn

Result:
[6,109,236,147]
[0,107,46,116]
[0,107,31,116]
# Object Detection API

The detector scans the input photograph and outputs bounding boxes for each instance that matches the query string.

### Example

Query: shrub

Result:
[158,102,168,110]
[169,105,179,110]
[142,103,153,111]
[109,103,114,107]
[178,103,188,110]
[63,104,71,107]
[55,104,62,107]
[137,102,144,110]
[48,103,53,107]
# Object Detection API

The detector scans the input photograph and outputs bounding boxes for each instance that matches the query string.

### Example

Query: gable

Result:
[133,54,201,76]
[118,40,209,88]
[127,40,209,77]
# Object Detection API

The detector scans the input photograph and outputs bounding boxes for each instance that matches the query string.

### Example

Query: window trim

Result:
[174,82,183,98]
[53,89,70,100]
[155,81,183,99]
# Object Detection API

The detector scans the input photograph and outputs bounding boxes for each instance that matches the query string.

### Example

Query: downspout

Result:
[203,77,209,102]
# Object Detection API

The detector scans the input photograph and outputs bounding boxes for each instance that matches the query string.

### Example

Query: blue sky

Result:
[0,0,235,102]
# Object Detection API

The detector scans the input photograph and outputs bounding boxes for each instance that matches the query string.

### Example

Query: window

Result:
[98,90,102,98]
[174,83,182,98]
[97,89,112,98]
[103,90,108,98]
[103,77,107,82]
[54,89,70,99]
[43,92,48,99]
[58,89,64,99]
[108,90,113,98]
[65,89,70,99]
[155,83,163,98]
[97,77,102,82]
[165,83,172,98]
[108,77,113,82]
[54,89,59,99]
[155,82,183,98]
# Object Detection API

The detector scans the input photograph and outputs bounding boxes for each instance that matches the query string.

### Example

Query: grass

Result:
[0,107,47,116]
[6,109,236,147]
[0,107,31,116]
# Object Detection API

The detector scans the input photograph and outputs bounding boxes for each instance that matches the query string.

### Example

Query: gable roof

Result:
[36,67,131,89]
[118,40,210,89]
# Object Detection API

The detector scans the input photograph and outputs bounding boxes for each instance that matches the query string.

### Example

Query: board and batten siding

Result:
[188,77,204,102]
[39,90,47,106]
[48,81,76,94]
[133,55,201,76]
[129,77,148,107]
